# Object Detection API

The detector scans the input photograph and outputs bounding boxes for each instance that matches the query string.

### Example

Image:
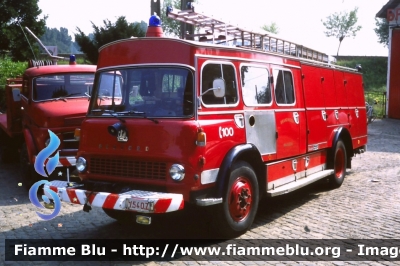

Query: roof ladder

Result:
[166,7,330,63]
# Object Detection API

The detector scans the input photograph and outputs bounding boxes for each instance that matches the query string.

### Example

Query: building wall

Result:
[388,28,400,119]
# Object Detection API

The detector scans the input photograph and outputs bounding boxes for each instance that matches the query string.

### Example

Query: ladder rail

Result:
[166,7,330,63]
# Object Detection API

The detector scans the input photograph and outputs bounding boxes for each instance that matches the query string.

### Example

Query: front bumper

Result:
[44,181,184,213]
[34,155,76,167]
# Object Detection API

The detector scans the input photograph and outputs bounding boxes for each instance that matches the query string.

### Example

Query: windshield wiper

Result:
[116,110,159,124]
[101,110,125,123]
[91,109,158,124]
[115,110,145,115]
[51,97,67,102]
[50,93,83,102]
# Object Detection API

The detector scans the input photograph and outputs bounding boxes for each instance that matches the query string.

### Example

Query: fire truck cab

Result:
[0,58,96,188]
[45,10,367,237]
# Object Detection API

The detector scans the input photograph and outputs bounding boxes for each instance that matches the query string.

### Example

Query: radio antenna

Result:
[17,21,37,61]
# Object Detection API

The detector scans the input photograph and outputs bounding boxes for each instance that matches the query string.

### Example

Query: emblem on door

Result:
[293,112,299,124]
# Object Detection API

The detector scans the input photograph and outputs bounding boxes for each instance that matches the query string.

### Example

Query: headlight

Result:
[169,164,185,181]
[76,157,87,172]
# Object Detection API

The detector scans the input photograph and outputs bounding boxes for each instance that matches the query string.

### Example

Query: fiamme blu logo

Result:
[28,130,62,220]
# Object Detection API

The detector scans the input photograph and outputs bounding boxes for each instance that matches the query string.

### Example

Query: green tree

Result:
[75,16,146,64]
[374,18,389,47]
[322,7,362,56]
[261,22,279,34]
[0,0,47,61]
[162,0,186,37]
[40,27,73,54]
[162,0,198,38]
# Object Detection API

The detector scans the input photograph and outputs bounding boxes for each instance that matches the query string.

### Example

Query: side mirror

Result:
[12,88,21,102]
[212,78,225,98]
[200,78,226,98]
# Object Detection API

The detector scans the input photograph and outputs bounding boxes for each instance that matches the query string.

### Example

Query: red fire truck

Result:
[0,57,95,188]
[45,9,367,237]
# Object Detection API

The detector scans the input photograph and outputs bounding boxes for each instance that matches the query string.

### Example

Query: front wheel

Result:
[214,161,259,237]
[329,140,347,189]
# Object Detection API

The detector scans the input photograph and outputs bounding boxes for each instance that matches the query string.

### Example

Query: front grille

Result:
[61,132,79,149]
[90,157,167,180]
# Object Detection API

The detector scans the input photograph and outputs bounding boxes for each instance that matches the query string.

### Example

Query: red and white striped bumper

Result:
[34,156,76,167]
[44,181,184,213]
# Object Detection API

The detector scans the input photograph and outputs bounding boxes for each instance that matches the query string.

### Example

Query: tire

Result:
[329,140,347,189]
[214,161,259,237]
[19,143,40,190]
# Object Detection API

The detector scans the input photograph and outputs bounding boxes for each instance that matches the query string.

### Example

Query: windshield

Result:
[33,74,94,102]
[88,67,194,118]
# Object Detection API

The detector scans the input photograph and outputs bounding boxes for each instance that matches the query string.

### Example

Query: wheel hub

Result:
[335,148,345,178]
[229,177,252,222]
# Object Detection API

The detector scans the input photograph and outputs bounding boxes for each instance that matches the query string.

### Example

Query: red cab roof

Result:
[24,64,96,78]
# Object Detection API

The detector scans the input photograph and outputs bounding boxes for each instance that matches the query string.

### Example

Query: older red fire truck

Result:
[45,8,367,236]
[0,57,95,188]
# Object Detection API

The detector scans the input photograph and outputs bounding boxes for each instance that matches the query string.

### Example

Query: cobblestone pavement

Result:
[1,119,400,266]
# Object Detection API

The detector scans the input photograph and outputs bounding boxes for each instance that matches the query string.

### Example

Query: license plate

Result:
[125,198,155,212]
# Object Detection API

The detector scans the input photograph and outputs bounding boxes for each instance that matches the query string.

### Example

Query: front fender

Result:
[215,143,259,198]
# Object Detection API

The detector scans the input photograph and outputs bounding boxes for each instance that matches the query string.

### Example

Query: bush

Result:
[0,57,27,111]
[0,57,27,87]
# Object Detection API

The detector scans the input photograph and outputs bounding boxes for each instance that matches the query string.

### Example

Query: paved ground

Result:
[1,118,400,265]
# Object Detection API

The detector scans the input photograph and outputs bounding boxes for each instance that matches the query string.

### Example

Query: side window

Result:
[241,66,271,106]
[201,63,238,105]
[274,69,295,105]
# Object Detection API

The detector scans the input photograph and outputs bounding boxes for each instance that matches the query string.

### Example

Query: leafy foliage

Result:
[0,0,47,61]
[261,22,279,34]
[40,27,74,54]
[322,7,362,56]
[0,57,27,110]
[336,56,387,91]
[161,0,198,38]
[161,0,182,37]
[374,18,389,47]
[0,57,27,87]
[75,16,147,64]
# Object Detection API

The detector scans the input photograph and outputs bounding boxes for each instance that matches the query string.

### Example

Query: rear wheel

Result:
[20,143,40,190]
[329,140,347,188]
[214,161,259,237]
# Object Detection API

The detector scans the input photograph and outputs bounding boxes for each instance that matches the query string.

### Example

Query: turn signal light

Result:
[196,128,206,146]
[74,128,81,141]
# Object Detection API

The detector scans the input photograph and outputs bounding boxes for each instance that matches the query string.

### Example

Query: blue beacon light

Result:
[146,13,164,37]
[149,14,161,27]
[69,55,76,65]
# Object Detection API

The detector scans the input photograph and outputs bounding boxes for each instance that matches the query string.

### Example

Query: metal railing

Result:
[365,91,386,118]
[167,7,330,63]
